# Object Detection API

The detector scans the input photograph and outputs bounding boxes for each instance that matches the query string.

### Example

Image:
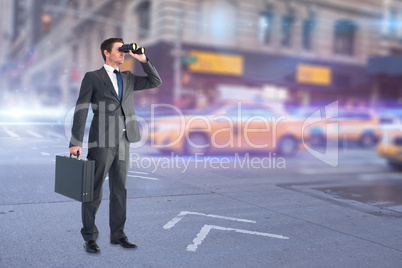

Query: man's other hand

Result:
[69,146,82,157]
[129,50,147,63]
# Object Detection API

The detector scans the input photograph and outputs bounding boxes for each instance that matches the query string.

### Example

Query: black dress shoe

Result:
[110,237,137,248]
[83,240,100,253]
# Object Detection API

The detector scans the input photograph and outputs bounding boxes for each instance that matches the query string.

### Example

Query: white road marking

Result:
[358,173,402,181]
[54,152,70,156]
[106,174,158,181]
[298,166,382,175]
[41,152,50,156]
[386,205,402,213]
[187,224,289,252]
[3,127,20,138]
[27,130,43,138]
[128,171,150,175]
[46,131,65,139]
[163,211,256,230]
[127,174,159,181]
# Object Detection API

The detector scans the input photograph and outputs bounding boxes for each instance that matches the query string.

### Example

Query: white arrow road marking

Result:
[187,224,289,252]
[163,211,256,230]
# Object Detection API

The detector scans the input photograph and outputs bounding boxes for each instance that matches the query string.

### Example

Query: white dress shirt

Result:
[103,64,120,97]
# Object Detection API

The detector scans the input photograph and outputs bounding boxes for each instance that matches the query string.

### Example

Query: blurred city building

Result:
[369,0,402,109]
[1,0,402,110]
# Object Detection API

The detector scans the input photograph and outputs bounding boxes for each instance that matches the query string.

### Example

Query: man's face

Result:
[105,42,125,66]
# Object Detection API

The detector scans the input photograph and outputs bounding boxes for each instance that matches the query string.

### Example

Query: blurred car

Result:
[147,102,313,156]
[305,109,381,147]
[378,112,402,132]
[378,129,402,169]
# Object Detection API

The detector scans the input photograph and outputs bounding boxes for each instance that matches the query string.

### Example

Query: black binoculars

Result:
[118,43,146,54]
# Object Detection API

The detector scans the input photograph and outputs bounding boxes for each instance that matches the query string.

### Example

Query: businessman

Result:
[69,38,162,253]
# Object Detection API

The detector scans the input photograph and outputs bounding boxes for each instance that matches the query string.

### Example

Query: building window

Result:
[202,0,236,43]
[68,0,79,10]
[388,9,398,36]
[302,18,315,50]
[258,12,273,45]
[136,1,151,39]
[390,48,402,55]
[281,14,295,47]
[334,20,357,56]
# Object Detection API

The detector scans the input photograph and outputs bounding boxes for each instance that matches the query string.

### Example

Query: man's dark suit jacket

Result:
[69,60,162,148]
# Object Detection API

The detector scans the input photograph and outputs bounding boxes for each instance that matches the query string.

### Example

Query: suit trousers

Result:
[81,130,130,242]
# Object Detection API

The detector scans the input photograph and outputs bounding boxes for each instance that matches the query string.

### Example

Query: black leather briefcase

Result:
[55,154,95,202]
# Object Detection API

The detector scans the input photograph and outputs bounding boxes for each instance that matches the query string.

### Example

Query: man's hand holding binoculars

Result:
[129,49,147,63]
[119,43,147,63]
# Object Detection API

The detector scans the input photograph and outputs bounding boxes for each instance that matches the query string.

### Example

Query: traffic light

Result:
[41,14,52,33]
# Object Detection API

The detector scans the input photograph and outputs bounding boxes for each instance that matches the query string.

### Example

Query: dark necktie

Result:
[113,69,123,101]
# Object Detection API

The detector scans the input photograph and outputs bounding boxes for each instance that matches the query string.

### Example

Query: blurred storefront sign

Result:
[141,42,370,107]
[296,64,331,86]
[187,50,244,76]
[181,56,197,64]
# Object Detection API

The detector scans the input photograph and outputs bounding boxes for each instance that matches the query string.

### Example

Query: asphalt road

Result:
[0,124,401,268]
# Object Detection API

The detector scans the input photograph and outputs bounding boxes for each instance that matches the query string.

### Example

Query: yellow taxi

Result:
[307,109,381,147]
[147,102,313,156]
[378,129,402,168]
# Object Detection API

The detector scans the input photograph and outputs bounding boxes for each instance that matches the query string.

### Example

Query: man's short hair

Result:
[100,38,124,62]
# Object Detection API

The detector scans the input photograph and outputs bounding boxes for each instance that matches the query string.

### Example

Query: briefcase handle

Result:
[69,150,80,158]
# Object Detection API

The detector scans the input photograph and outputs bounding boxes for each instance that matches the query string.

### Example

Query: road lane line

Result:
[128,171,150,175]
[3,127,20,138]
[41,152,50,156]
[54,152,70,156]
[127,174,159,180]
[358,173,402,181]
[46,131,65,139]
[27,130,43,138]
[106,174,157,181]
[298,167,384,175]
